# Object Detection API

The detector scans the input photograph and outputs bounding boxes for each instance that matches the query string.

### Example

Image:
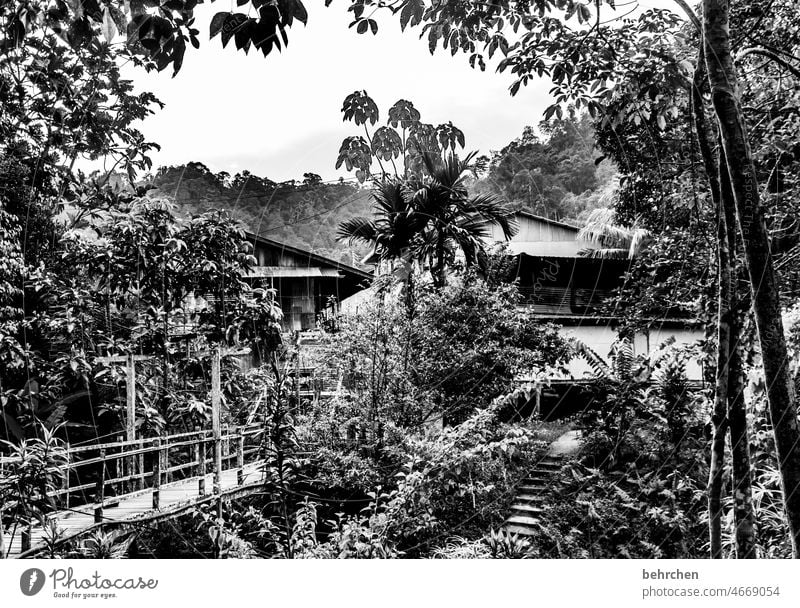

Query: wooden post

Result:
[63,452,70,510]
[126,354,136,492]
[152,439,162,510]
[196,428,206,496]
[0,460,6,558]
[236,427,244,485]
[211,346,223,514]
[21,521,31,554]
[295,337,301,406]
[137,440,145,491]
[115,434,123,493]
[0,507,5,559]
[162,437,170,484]
[94,448,106,524]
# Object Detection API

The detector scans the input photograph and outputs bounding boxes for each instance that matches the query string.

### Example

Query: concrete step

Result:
[504,524,537,537]
[541,456,563,463]
[529,467,559,475]
[505,515,542,528]
[518,485,547,494]
[515,494,545,503]
[522,476,549,484]
[510,504,545,515]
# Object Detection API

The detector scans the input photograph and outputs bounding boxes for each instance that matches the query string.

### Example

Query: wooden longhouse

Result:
[244,233,373,332]
[483,211,704,418]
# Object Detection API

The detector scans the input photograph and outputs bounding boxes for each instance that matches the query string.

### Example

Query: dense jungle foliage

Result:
[3,0,800,560]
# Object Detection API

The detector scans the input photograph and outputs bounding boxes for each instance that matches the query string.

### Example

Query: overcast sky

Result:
[122,2,674,182]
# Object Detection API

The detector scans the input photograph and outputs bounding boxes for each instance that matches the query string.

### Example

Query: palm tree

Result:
[337,179,427,269]
[578,208,650,259]
[412,151,517,287]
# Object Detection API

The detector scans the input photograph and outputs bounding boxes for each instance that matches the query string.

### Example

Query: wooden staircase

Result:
[504,454,564,537]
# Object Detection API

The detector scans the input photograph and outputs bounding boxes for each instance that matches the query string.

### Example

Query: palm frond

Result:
[577,207,651,260]
[628,228,650,258]
[465,193,518,240]
[372,179,411,217]
[337,217,378,245]
[581,247,630,260]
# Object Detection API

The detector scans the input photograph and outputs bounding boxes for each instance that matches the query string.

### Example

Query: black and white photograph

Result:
[2,0,800,591]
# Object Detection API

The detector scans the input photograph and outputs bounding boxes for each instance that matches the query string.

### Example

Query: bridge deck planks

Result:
[2,461,265,557]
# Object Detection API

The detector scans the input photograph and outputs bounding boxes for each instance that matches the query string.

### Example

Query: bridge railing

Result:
[1,423,266,554]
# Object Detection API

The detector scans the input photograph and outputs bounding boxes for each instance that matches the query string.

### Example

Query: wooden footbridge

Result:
[1,422,269,558]
[1,347,283,558]
[0,344,344,559]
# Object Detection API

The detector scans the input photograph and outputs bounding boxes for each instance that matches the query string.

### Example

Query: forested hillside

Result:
[474,112,616,225]
[152,113,613,256]
[151,163,373,265]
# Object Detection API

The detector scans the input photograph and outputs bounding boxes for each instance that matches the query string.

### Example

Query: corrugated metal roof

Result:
[244,232,374,279]
[505,241,592,257]
[245,266,343,278]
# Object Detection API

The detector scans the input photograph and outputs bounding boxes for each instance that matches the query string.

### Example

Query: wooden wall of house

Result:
[486,214,579,243]
[248,237,371,331]
[273,277,317,331]
[253,243,309,268]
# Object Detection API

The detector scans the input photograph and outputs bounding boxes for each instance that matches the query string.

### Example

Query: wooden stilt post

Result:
[152,439,162,510]
[211,345,223,518]
[94,448,106,524]
[126,354,136,493]
[236,427,244,485]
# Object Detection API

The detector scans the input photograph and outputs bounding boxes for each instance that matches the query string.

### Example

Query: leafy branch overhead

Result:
[2,0,310,75]
[345,0,691,127]
[336,90,466,182]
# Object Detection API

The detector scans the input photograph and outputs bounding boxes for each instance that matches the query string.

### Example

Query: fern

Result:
[611,338,635,383]
[570,337,612,379]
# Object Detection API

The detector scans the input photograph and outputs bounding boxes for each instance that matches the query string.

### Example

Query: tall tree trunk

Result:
[709,198,732,559]
[727,309,757,557]
[721,151,757,558]
[704,0,800,556]
[691,47,729,558]
[435,227,446,288]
